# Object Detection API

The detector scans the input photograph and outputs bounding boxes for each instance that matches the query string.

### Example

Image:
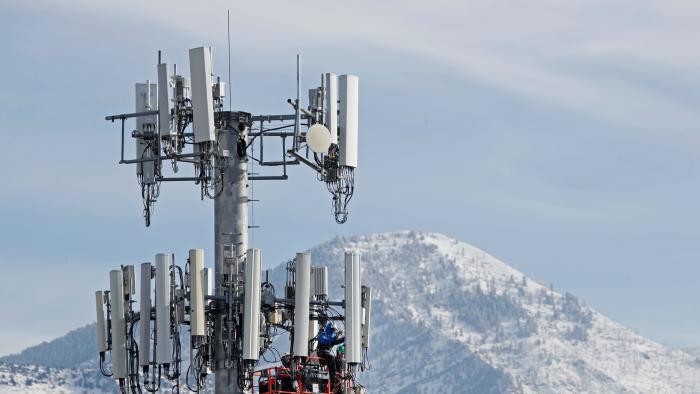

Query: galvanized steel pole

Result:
[214,120,249,394]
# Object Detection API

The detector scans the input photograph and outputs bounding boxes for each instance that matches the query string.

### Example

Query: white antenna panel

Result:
[157,63,173,137]
[362,285,372,349]
[109,270,128,379]
[311,266,328,299]
[338,75,359,168]
[155,253,172,365]
[94,291,107,354]
[324,73,338,144]
[203,267,214,297]
[308,317,318,344]
[306,123,332,153]
[188,47,216,143]
[189,249,206,337]
[135,83,158,183]
[309,267,316,298]
[344,252,361,364]
[139,263,152,367]
[242,249,262,360]
[135,82,158,117]
[293,253,311,357]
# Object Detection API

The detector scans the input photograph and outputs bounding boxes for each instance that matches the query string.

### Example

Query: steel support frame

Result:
[106,108,322,393]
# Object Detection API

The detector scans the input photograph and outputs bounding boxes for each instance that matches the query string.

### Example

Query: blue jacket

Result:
[318,322,344,348]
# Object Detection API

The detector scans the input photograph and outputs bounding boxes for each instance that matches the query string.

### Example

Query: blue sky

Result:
[1,0,700,355]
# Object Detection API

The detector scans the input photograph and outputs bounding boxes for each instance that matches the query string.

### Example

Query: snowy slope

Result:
[290,231,700,393]
[2,231,700,393]
[0,361,115,393]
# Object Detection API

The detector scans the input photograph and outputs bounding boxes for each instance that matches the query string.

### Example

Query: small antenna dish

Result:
[306,123,332,153]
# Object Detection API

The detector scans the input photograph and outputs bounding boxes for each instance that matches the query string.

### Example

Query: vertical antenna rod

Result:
[294,54,301,150]
[227,10,232,112]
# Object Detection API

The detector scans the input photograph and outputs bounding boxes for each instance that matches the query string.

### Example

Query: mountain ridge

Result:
[2,231,699,393]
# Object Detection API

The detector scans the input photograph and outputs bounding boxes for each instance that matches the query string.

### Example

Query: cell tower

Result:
[95,46,371,394]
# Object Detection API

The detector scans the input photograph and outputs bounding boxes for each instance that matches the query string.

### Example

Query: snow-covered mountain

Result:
[0,325,118,393]
[2,231,700,393]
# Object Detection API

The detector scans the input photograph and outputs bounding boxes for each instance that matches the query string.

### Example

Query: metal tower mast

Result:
[98,46,367,394]
[213,115,248,393]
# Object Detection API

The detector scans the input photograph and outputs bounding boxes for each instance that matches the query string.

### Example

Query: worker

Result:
[317,322,344,379]
[278,353,295,391]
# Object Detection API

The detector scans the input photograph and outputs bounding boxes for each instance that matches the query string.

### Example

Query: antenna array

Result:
[97,46,369,394]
